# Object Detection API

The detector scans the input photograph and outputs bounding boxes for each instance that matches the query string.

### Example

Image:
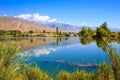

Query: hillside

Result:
[0,16,119,33]
[39,22,82,32]
[39,22,120,32]
[0,16,54,32]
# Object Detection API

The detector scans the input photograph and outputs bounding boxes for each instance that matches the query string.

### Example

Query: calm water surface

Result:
[1,37,119,76]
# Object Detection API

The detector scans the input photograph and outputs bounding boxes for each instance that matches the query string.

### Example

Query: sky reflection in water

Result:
[20,37,111,76]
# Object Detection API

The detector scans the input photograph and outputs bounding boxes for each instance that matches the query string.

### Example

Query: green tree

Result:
[80,36,94,45]
[88,28,96,37]
[43,30,46,33]
[56,26,59,35]
[22,67,52,80]
[56,71,71,80]
[103,43,120,80]
[101,22,110,32]
[72,70,93,80]
[97,27,109,37]
[118,32,120,37]
[95,62,114,80]
[28,30,33,34]
[28,30,33,36]
[0,30,5,35]
[96,22,110,37]
[110,32,117,37]
[80,27,89,36]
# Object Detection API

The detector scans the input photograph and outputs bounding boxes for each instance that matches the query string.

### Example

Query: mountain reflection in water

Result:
[0,37,112,76]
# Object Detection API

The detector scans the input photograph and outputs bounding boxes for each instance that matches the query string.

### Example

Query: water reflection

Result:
[19,37,79,57]
[0,37,56,50]
[32,47,57,57]
[80,36,95,45]
[0,37,117,76]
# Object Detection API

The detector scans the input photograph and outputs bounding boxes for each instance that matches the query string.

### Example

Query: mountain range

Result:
[38,22,82,32]
[0,16,83,32]
[0,16,120,32]
[0,16,54,32]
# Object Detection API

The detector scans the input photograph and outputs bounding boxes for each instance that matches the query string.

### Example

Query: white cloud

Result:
[48,18,57,22]
[18,14,32,19]
[4,14,7,16]
[16,13,58,22]
[33,13,50,22]
[48,48,57,52]
[18,47,57,57]
[34,47,57,57]
[35,49,50,57]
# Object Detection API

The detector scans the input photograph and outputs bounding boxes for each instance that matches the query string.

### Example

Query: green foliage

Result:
[56,70,93,80]
[0,30,6,35]
[88,28,96,37]
[118,32,120,37]
[0,43,52,80]
[72,70,93,80]
[0,43,20,67]
[43,30,46,33]
[80,27,89,36]
[80,36,95,45]
[79,27,96,37]
[0,30,22,37]
[96,38,107,48]
[97,27,109,37]
[56,71,71,80]
[0,43,20,80]
[95,62,114,80]
[28,30,33,34]
[79,22,120,38]
[100,22,110,33]
[62,32,70,37]
[22,67,52,80]
[110,32,117,37]
[103,43,120,80]
[56,26,59,35]
[96,22,110,37]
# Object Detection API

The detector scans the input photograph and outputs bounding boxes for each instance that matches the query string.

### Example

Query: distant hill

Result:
[38,22,120,32]
[39,22,82,32]
[0,16,119,33]
[0,16,54,32]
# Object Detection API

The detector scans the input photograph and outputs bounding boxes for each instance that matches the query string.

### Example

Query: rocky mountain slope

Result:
[0,16,54,32]
[39,22,82,32]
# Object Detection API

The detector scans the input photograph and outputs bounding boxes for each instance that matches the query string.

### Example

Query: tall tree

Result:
[56,26,59,35]
[80,27,89,36]
[96,22,110,37]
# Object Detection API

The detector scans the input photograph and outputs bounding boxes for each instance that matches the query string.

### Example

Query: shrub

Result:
[56,71,71,80]
[22,67,52,80]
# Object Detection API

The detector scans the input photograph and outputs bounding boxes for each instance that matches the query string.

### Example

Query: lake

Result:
[1,37,119,77]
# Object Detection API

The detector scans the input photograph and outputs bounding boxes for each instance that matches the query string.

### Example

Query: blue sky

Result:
[0,0,120,28]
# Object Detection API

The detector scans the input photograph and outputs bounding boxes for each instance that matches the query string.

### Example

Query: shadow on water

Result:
[56,37,69,46]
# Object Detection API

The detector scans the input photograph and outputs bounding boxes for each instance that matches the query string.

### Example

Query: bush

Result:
[72,70,93,80]
[0,43,52,80]
[95,62,114,80]
[22,67,52,80]
[56,71,71,80]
